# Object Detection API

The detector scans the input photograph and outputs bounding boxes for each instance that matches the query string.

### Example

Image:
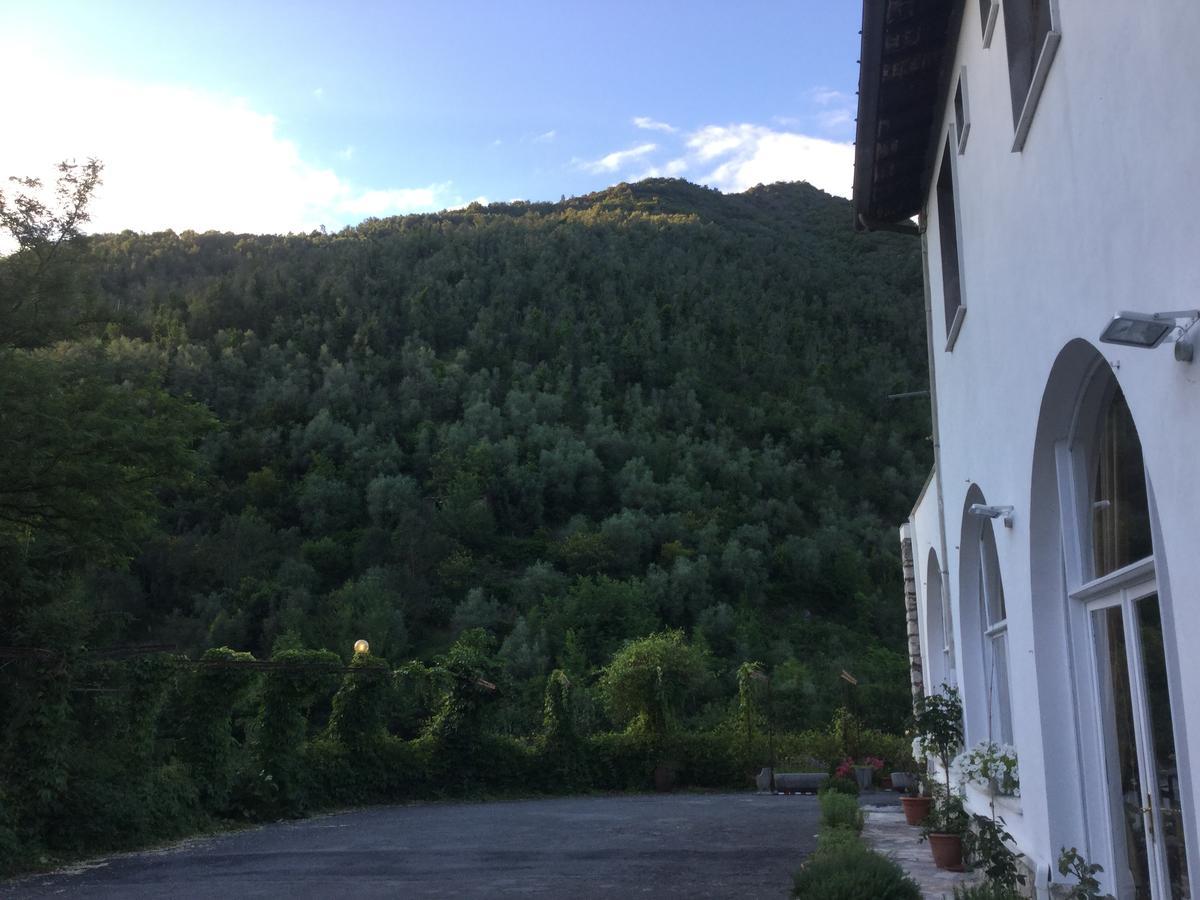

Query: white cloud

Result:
[533,130,557,143]
[685,124,853,198]
[633,116,676,133]
[634,157,689,180]
[449,195,489,210]
[810,87,849,106]
[817,109,853,130]
[0,45,453,234]
[580,143,658,174]
[339,184,453,217]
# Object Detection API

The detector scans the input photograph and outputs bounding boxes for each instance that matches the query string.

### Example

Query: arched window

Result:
[1054,361,1192,899]
[1089,388,1153,580]
[960,485,1013,747]
[979,519,1012,744]
[926,550,955,689]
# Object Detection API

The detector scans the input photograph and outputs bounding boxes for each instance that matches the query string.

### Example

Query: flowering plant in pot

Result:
[836,755,884,791]
[908,685,963,831]
[920,786,970,870]
[956,740,1020,798]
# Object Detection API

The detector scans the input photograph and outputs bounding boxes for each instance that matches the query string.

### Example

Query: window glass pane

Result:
[936,140,961,332]
[1005,0,1054,125]
[1093,605,1152,899]
[981,522,1006,624]
[1091,388,1153,577]
[989,631,1013,744]
[1136,595,1192,899]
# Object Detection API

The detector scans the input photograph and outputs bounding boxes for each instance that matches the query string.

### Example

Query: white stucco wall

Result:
[914,0,1200,893]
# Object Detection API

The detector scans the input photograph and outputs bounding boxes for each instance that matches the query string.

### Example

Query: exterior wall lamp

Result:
[1099,310,1200,362]
[969,503,1014,528]
[353,639,370,655]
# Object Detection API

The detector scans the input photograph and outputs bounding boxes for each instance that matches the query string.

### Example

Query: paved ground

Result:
[2,793,823,899]
[861,802,980,899]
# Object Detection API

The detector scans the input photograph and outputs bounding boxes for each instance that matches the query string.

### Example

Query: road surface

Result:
[4,792,828,899]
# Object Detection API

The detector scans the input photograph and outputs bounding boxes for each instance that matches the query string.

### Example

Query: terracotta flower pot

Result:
[928,833,964,870]
[900,795,932,825]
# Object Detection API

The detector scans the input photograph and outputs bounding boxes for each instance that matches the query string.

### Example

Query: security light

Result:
[969,503,1014,528]
[1099,310,1199,362]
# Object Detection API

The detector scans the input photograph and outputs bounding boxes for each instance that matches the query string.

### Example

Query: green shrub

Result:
[587,731,657,791]
[254,648,342,816]
[177,647,257,812]
[815,825,861,855]
[426,630,502,788]
[793,842,921,899]
[598,630,709,740]
[818,775,860,796]
[818,791,863,832]
[539,669,586,788]
[327,653,392,750]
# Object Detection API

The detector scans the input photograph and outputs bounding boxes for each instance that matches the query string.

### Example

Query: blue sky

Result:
[3,1,863,234]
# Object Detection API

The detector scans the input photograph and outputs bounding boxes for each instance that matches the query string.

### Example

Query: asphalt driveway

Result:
[3,792,821,899]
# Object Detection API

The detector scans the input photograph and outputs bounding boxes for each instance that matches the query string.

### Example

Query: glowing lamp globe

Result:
[353,639,370,655]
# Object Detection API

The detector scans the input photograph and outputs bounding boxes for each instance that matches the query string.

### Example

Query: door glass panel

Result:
[1094,604,1152,898]
[1136,595,1192,899]
[1091,389,1152,578]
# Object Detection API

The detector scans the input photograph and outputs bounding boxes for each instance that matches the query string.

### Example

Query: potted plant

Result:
[900,773,933,825]
[907,685,964,830]
[956,740,1020,798]
[836,755,883,792]
[921,786,969,869]
[890,743,919,794]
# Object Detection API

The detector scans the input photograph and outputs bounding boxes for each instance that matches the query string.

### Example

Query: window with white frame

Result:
[1004,0,1062,150]
[935,138,966,349]
[979,520,1013,744]
[953,68,970,154]
[979,0,999,47]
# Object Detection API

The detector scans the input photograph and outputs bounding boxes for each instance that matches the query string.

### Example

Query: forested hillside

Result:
[4,175,928,735]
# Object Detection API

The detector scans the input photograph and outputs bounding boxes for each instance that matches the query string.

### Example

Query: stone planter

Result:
[928,833,964,870]
[773,772,826,793]
[900,795,932,825]
[852,765,874,791]
[755,767,773,792]
[890,772,913,792]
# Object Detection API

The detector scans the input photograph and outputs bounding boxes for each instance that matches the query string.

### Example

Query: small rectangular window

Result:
[979,0,999,47]
[936,139,966,350]
[1005,0,1062,150]
[954,68,970,154]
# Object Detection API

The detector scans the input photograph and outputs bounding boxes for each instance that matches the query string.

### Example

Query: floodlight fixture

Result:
[969,503,1014,528]
[1099,310,1199,362]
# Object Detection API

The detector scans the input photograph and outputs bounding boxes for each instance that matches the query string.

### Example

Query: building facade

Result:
[854,2,1200,897]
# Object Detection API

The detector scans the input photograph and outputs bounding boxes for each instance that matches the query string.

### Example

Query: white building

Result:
[853,2,1200,897]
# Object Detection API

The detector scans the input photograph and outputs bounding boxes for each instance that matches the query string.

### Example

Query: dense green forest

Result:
[0,166,929,868]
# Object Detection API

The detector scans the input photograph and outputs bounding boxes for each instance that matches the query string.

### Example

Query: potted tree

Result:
[911,686,966,866]
[921,787,969,869]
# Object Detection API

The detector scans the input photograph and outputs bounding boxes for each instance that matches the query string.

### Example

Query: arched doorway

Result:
[1037,342,1192,899]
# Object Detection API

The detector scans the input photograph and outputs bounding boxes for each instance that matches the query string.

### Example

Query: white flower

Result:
[956,740,1020,796]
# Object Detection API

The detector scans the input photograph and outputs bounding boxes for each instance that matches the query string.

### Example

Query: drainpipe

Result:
[920,216,956,692]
